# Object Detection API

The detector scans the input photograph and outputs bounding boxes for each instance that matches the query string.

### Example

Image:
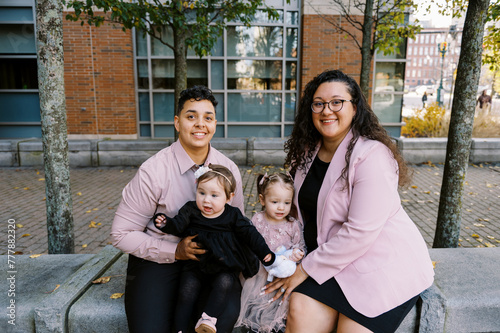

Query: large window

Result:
[372,38,407,138]
[0,1,40,138]
[134,0,300,138]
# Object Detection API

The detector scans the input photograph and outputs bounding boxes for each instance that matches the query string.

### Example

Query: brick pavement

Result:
[1,163,499,256]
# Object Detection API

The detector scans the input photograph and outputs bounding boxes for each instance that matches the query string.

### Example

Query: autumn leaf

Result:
[411,185,418,189]
[21,234,31,238]
[110,293,124,299]
[82,244,88,248]
[77,192,82,196]
[487,236,495,240]
[38,178,45,181]
[23,187,29,190]
[424,191,431,194]
[473,223,485,227]
[16,224,23,228]
[46,284,61,293]
[93,276,112,284]
[471,234,480,238]
[88,221,101,228]
[484,242,496,248]
[29,254,43,258]
[432,261,437,269]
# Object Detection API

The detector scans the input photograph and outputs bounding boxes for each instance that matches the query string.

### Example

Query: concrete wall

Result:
[1,137,499,167]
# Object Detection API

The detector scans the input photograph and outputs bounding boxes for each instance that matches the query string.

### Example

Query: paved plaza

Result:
[1,162,499,256]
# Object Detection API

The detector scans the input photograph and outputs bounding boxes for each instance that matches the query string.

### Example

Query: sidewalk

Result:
[1,163,499,255]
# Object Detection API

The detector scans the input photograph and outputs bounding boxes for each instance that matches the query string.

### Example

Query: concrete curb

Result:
[33,246,122,333]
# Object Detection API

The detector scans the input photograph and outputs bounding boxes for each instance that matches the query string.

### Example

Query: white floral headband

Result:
[194,166,232,186]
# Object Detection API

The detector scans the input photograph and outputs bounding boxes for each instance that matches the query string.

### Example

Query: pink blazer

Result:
[295,131,434,317]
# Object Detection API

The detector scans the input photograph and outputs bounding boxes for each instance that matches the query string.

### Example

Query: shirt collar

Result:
[172,140,214,175]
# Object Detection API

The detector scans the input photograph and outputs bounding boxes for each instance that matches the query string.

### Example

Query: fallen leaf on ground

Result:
[46,284,60,293]
[432,261,437,269]
[471,234,480,238]
[82,244,88,248]
[16,224,23,228]
[93,276,112,284]
[473,223,485,227]
[29,254,43,258]
[484,242,496,248]
[110,293,124,299]
[411,185,418,189]
[21,234,31,238]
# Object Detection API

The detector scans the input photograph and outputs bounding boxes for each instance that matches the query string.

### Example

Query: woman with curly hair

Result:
[263,70,434,333]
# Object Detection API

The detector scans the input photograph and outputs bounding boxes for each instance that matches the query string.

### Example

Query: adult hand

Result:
[263,263,309,303]
[175,234,206,261]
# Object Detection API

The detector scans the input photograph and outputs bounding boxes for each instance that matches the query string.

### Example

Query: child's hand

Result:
[155,214,167,228]
[290,249,304,262]
[263,253,272,262]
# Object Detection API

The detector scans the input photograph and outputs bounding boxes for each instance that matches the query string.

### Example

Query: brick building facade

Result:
[2,0,400,139]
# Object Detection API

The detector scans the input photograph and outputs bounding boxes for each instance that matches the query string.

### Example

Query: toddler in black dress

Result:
[154,164,275,333]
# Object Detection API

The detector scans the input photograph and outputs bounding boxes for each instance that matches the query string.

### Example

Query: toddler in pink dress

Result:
[236,173,306,333]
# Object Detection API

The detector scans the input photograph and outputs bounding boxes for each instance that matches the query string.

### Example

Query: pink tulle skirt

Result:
[235,265,288,333]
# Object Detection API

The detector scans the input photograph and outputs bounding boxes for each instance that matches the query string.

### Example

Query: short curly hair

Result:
[177,85,218,116]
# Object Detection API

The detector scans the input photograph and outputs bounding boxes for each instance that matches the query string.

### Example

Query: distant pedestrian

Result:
[477,90,492,114]
[422,92,428,108]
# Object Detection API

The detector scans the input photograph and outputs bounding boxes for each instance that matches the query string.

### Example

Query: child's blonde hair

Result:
[196,164,236,200]
[256,172,295,221]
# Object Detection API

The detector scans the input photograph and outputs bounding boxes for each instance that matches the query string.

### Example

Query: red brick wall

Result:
[63,15,136,136]
[301,14,373,101]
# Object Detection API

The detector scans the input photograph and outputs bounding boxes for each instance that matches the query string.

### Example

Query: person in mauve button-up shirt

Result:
[110,86,244,333]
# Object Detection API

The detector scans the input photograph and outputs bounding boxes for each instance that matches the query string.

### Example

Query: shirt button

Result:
[166,259,170,262]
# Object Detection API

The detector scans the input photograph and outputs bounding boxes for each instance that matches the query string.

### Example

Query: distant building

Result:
[405,24,463,93]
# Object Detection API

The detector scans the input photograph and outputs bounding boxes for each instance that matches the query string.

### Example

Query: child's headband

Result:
[195,166,232,186]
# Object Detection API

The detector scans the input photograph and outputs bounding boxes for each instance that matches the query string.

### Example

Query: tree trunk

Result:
[433,0,490,248]
[173,27,188,141]
[36,0,74,254]
[359,0,374,98]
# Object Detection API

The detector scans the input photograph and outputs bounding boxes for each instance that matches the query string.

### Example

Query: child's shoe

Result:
[194,312,217,333]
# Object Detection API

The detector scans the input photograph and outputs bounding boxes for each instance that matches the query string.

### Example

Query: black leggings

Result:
[174,264,240,333]
[124,255,241,333]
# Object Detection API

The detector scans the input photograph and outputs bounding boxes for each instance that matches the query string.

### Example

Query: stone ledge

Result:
[1,247,499,333]
[0,137,499,167]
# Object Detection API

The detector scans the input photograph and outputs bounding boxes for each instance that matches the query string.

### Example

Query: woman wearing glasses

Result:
[264,70,434,333]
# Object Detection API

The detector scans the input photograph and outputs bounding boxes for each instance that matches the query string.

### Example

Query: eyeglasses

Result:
[311,99,353,113]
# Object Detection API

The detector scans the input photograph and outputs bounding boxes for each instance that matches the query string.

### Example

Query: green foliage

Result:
[65,0,281,57]
[375,0,422,56]
[483,2,500,72]
[401,102,447,138]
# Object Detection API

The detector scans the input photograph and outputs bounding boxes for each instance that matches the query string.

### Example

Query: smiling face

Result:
[312,81,356,149]
[259,182,294,224]
[174,99,217,161]
[196,177,233,218]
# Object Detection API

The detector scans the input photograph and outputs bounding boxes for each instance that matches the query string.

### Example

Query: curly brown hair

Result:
[284,69,411,187]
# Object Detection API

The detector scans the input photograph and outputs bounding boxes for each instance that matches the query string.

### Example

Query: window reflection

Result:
[227,26,283,57]
[228,60,282,90]
[0,58,38,89]
[152,59,207,89]
[286,62,296,90]
[227,93,281,122]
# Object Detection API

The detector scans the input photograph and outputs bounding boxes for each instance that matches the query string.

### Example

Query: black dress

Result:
[295,155,418,333]
[157,201,273,278]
